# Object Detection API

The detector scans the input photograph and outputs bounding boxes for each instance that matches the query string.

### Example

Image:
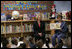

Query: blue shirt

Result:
[55,21,68,34]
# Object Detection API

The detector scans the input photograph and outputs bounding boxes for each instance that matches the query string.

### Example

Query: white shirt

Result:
[49,43,53,48]
[62,46,68,48]
[42,44,48,48]
[42,43,53,48]
[11,44,17,48]
[1,43,3,48]
[17,41,24,47]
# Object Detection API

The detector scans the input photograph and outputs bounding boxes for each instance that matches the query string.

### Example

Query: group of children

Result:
[1,35,71,48]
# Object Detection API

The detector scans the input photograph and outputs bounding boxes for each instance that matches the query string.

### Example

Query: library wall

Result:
[1,1,54,14]
[54,1,71,12]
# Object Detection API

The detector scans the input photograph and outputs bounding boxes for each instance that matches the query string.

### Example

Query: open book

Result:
[50,23,61,30]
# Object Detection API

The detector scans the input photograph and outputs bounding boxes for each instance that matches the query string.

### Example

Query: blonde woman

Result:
[33,13,45,43]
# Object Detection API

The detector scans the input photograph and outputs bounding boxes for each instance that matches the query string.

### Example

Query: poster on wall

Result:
[3,1,47,10]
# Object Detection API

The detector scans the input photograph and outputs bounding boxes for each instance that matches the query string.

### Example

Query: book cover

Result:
[50,23,55,30]
[22,25,24,32]
[68,25,71,33]
[50,23,61,30]
[55,23,61,29]
[7,25,10,33]
[16,25,18,32]
[1,25,4,34]
[26,24,28,32]
[23,14,28,20]
[19,25,21,32]
[25,24,27,32]
[13,25,16,33]
[6,26,7,33]
[12,25,14,33]
[24,24,25,32]
[31,24,33,32]
[28,24,31,32]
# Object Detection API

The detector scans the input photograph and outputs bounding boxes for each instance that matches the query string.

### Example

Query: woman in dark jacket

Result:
[33,14,45,43]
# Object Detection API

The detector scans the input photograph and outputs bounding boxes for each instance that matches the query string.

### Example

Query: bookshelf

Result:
[1,19,71,23]
[1,19,71,38]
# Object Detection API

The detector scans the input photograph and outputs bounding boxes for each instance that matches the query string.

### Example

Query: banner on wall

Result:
[3,1,47,10]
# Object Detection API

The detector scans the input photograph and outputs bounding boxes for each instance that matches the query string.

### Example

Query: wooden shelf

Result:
[1,30,51,35]
[1,33,5,34]
[1,19,71,23]
[42,19,71,22]
[1,20,35,23]
[1,19,71,37]
[4,32,33,34]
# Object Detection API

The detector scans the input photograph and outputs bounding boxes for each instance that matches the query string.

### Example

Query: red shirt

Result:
[39,23,40,28]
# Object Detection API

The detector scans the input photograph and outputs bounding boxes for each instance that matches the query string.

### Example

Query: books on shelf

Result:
[23,24,33,32]
[16,25,21,32]
[1,25,4,34]
[1,24,33,34]
[24,24,27,32]
[68,25,71,33]
[9,25,12,33]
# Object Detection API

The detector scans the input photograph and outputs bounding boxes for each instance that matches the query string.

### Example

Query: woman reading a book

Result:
[33,13,45,43]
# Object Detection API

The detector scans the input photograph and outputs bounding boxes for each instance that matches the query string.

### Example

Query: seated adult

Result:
[52,14,68,47]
